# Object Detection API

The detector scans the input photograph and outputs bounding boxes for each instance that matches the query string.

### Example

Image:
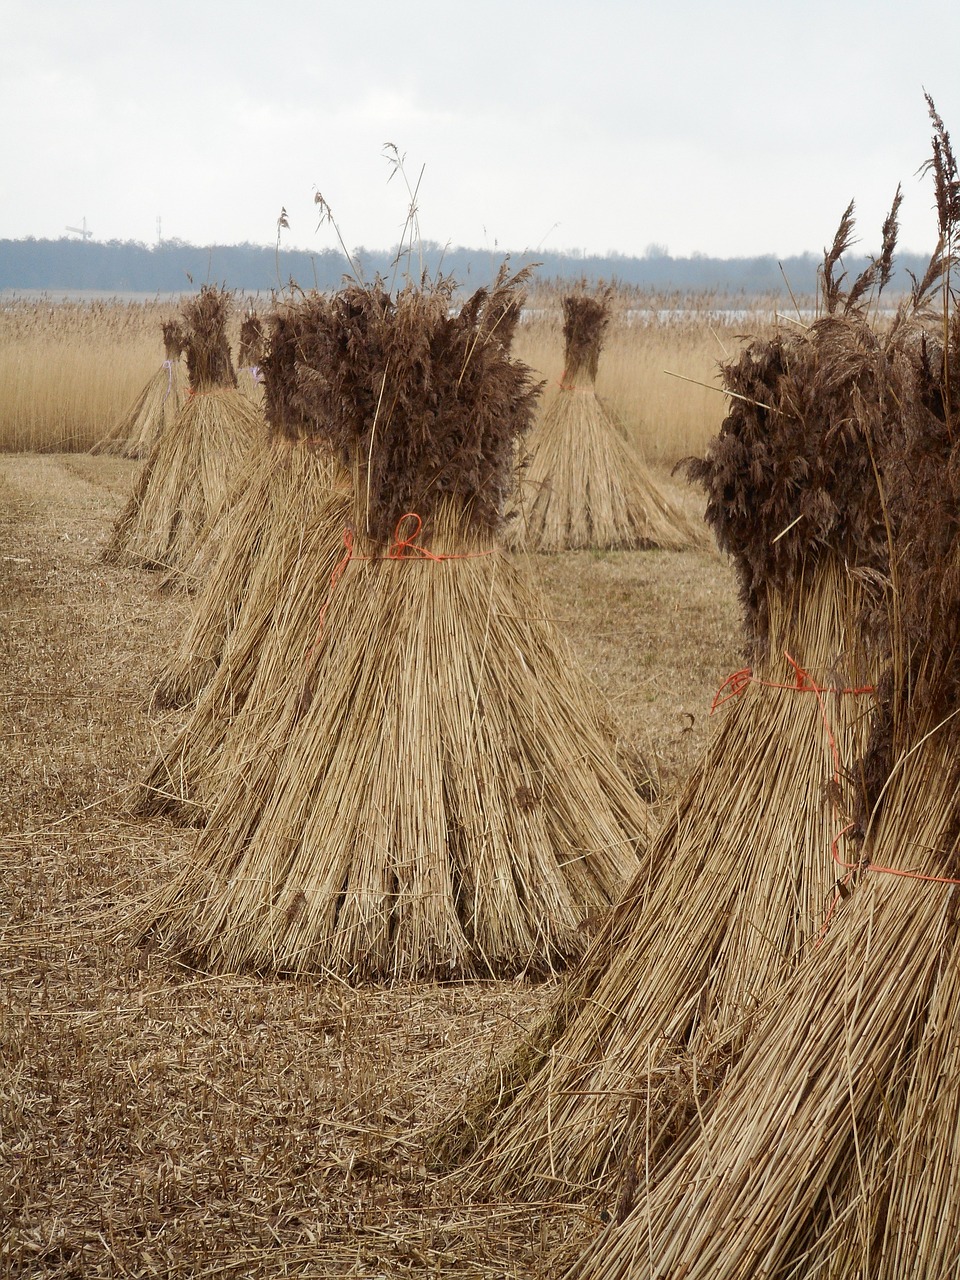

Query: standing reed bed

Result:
[0,298,180,451]
[1,289,780,463]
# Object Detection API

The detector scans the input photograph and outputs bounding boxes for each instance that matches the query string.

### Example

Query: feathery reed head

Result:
[561,289,612,384]
[259,299,317,442]
[293,265,542,543]
[683,200,936,650]
[181,285,238,392]
[161,320,187,360]
[684,315,907,649]
[924,92,960,246]
[820,189,903,315]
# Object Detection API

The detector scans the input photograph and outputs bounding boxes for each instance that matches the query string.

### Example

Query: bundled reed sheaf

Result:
[438,201,913,1213]
[510,290,703,551]
[104,285,262,574]
[142,268,654,981]
[90,320,188,458]
[561,99,960,1280]
[141,297,351,816]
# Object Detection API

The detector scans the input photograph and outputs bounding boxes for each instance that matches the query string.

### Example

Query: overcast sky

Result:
[2,0,958,261]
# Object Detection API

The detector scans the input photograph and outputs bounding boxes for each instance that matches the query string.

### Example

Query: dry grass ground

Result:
[0,451,738,1277]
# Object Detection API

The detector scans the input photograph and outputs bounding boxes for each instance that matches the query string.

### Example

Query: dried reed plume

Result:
[141,269,654,980]
[437,203,914,1213]
[510,290,704,551]
[104,286,262,575]
[90,320,187,458]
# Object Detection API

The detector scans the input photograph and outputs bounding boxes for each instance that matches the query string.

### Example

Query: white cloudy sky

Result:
[2,0,958,259]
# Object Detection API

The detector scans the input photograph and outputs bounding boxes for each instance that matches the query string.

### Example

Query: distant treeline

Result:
[0,236,937,297]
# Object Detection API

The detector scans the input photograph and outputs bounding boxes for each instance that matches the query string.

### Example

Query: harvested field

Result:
[0,453,738,1276]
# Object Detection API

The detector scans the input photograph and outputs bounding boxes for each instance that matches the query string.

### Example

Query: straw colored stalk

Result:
[104,287,262,575]
[139,449,352,820]
[509,293,704,552]
[90,321,187,458]
[569,723,960,1280]
[145,499,652,979]
[151,435,338,708]
[442,553,877,1197]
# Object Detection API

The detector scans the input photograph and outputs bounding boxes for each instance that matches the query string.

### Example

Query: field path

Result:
[0,453,184,828]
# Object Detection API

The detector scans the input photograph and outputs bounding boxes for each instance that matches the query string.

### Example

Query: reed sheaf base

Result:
[145,503,653,981]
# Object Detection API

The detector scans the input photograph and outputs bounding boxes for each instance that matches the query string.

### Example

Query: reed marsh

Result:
[0,289,783,463]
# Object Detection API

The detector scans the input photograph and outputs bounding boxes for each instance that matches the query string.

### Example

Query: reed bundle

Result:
[90,320,188,458]
[142,270,653,981]
[151,300,341,708]
[439,211,909,1208]
[150,437,341,707]
[104,286,262,574]
[567,119,960,1279]
[143,300,352,816]
[574,360,960,1280]
[510,292,703,551]
[139,457,352,822]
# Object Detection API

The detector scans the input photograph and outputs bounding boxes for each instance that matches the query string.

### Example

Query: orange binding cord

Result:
[711,651,875,715]
[386,512,496,564]
[711,668,753,711]
[830,827,960,889]
[817,821,960,948]
[713,650,960,942]
[387,512,448,562]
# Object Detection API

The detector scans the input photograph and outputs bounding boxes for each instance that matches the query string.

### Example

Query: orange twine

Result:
[304,512,494,662]
[711,653,874,716]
